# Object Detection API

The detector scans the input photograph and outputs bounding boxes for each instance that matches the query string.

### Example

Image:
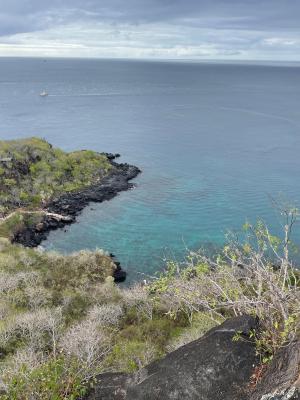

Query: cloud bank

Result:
[0,0,300,60]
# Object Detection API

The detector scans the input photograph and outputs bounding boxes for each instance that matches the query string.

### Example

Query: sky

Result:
[0,0,300,60]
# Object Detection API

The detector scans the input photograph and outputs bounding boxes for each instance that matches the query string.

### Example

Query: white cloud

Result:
[0,0,300,60]
[263,37,298,46]
[0,18,300,60]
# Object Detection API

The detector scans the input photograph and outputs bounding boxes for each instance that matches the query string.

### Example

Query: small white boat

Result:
[39,90,48,97]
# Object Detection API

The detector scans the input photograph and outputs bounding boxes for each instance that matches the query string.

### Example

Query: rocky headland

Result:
[13,157,140,248]
[0,138,141,282]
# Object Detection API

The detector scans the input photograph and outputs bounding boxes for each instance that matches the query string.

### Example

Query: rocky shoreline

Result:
[12,154,141,282]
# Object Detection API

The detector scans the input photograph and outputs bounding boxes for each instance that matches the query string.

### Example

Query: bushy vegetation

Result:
[0,137,113,216]
[0,212,44,241]
[0,240,190,399]
[150,207,300,364]
[0,194,299,398]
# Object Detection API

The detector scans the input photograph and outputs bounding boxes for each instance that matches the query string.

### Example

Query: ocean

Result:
[1,57,300,281]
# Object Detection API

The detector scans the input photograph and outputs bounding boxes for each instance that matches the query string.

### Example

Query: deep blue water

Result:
[1,57,300,281]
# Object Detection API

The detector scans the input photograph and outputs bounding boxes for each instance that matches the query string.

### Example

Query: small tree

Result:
[150,206,300,361]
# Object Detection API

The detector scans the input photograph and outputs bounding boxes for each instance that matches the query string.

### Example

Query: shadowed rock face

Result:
[250,340,300,400]
[84,315,259,400]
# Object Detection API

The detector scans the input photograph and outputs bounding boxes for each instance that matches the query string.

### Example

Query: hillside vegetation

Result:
[0,137,112,216]
[0,239,192,399]
[0,211,299,399]
[0,138,298,399]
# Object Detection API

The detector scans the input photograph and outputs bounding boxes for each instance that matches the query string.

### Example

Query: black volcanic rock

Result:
[113,265,127,283]
[84,315,259,400]
[47,163,140,218]
[13,162,141,248]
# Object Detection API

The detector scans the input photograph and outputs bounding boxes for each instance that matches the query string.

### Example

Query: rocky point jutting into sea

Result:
[13,155,140,248]
[0,137,140,282]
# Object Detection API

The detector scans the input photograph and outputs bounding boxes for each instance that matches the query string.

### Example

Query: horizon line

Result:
[0,55,300,65]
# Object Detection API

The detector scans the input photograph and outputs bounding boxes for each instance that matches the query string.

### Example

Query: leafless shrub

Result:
[24,286,51,310]
[0,271,39,294]
[14,347,45,370]
[59,319,112,377]
[153,207,300,357]
[122,284,154,320]
[88,304,124,327]
[0,301,10,319]
[0,273,20,293]
[1,347,45,381]
[0,308,63,353]
[89,277,122,304]
[0,319,16,347]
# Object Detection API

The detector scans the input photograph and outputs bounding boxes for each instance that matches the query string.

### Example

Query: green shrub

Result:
[167,312,219,351]
[1,356,86,400]
[0,212,44,240]
[105,339,160,372]
[62,292,92,325]
[0,137,113,217]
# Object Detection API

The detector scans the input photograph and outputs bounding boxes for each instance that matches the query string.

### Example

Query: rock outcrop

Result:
[250,340,300,400]
[84,315,259,400]
[13,160,140,248]
[84,315,300,400]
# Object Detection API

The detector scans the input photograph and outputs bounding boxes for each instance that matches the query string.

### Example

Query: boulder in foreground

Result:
[84,315,259,400]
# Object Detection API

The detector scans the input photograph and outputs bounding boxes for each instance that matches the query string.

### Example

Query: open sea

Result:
[1,57,300,281]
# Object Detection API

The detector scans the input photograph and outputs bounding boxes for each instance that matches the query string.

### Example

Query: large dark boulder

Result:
[250,340,300,400]
[84,315,259,400]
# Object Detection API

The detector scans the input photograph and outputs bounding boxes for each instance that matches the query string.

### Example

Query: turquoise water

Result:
[1,58,300,280]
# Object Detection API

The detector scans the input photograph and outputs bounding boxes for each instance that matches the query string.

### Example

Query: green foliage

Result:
[0,240,197,398]
[62,292,92,325]
[149,219,300,364]
[0,212,44,240]
[149,261,178,294]
[167,312,219,351]
[0,137,113,216]
[1,357,86,400]
[0,207,299,398]
[105,339,159,372]
[249,313,299,364]
[119,317,180,350]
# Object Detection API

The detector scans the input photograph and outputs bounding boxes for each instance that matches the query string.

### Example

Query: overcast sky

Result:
[0,0,299,60]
